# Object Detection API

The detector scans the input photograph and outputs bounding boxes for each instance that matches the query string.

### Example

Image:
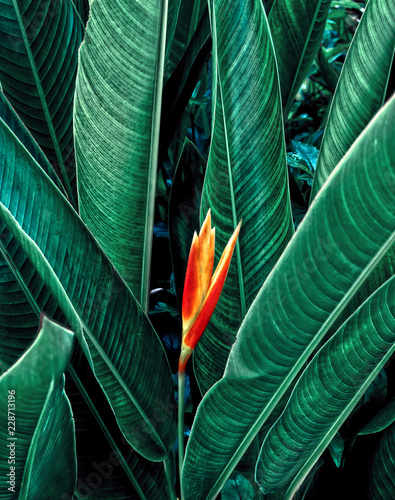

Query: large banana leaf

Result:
[0,315,75,498]
[194,0,293,395]
[0,0,84,207]
[256,275,395,498]
[0,118,176,461]
[311,0,395,199]
[368,421,395,499]
[268,0,331,115]
[74,0,168,311]
[182,93,395,500]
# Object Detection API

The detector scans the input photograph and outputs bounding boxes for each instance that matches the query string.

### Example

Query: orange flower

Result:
[178,210,241,373]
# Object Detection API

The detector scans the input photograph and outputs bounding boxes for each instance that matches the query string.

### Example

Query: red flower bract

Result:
[178,210,241,373]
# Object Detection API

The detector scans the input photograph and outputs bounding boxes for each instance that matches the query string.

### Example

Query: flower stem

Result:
[178,369,186,499]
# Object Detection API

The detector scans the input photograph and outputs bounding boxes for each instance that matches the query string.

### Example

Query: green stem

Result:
[178,369,186,499]
[164,456,177,500]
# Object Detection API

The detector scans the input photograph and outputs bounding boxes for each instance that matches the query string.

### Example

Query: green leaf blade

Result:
[256,275,395,497]
[182,94,395,500]
[0,315,75,499]
[311,0,395,198]
[74,0,167,309]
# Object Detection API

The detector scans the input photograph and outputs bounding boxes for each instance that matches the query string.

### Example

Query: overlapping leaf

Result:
[256,275,395,498]
[0,315,75,499]
[311,0,395,198]
[268,0,331,115]
[0,118,176,461]
[74,0,168,310]
[182,94,395,500]
[368,421,395,499]
[194,0,293,395]
[0,0,84,206]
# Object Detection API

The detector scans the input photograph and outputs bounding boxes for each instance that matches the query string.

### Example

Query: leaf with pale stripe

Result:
[0,315,75,499]
[194,0,293,396]
[0,118,176,461]
[311,0,395,199]
[0,0,84,206]
[74,0,167,311]
[268,0,331,115]
[182,93,395,500]
[256,275,395,498]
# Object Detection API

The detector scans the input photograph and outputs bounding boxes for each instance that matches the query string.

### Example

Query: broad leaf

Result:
[256,275,395,498]
[0,0,84,206]
[268,0,331,115]
[0,118,176,461]
[311,0,395,198]
[194,0,293,395]
[74,0,168,310]
[182,94,395,500]
[0,315,75,498]
[368,421,395,499]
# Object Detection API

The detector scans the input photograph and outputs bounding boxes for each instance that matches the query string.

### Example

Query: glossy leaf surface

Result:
[0,0,83,206]
[269,0,331,114]
[75,0,168,310]
[194,0,293,395]
[256,275,395,497]
[0,119,176,461]
[368,421,395,499]
[182,94,395,500]
[311,0,395,198]
[0,315,75,499]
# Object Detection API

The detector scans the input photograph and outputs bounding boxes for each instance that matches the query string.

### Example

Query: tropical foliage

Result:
[0,0,394,499]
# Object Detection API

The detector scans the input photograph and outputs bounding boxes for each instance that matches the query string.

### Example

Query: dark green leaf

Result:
[269,0,331,115]
[0,0,84,206]
[0,315,75,499]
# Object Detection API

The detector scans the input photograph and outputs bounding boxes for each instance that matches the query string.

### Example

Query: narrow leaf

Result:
[311,0,395,198]
[269,0,331,115]
[0,315,75,499]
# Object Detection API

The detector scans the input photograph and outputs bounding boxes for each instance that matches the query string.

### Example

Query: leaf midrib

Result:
[207,229,395,499]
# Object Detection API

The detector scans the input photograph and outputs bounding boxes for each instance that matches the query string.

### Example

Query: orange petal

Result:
[183,220,241,351]
[181,231,200,327]
[181,211,215,332]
